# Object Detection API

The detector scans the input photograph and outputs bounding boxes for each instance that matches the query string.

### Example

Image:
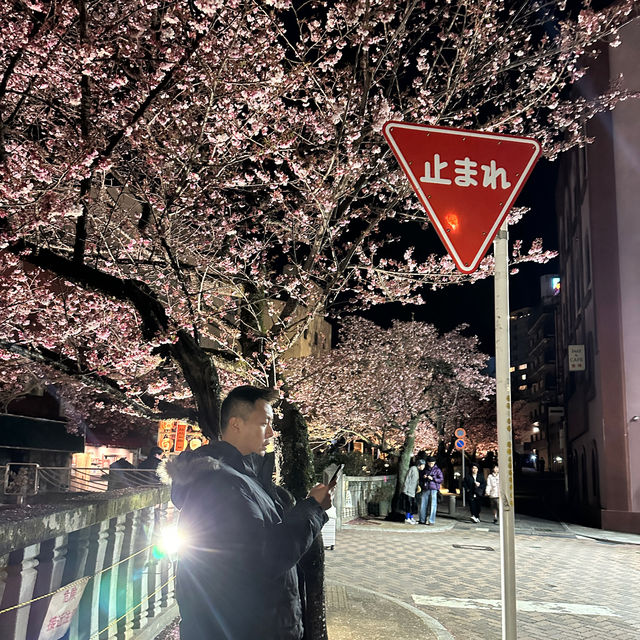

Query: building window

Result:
[518,364,527,370]
[521,374,527,380]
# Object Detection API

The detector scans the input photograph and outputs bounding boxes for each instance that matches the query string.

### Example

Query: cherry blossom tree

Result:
[452,395,530,458]
[1,0,637,438]
[285,317,495,490]
[2,3,637,636]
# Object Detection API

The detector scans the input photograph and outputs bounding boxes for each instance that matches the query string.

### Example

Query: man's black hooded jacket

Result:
[162,441,327,639]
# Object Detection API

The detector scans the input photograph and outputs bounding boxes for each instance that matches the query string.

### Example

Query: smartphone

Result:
[328,464,345,485]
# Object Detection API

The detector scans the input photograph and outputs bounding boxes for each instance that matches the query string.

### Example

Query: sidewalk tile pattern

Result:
[325,525,640,639]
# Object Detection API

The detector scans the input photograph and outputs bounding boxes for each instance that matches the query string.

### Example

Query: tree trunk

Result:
[171,329,222,440]
[299,537,327,640]
[391,417,419,514]
[276,398,327,640]
[276,398,315,499]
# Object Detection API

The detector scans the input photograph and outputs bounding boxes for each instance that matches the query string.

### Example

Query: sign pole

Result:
[461,452,466,508]
[493,221,517,639]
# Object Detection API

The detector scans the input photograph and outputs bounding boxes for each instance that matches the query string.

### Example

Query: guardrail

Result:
[341,475,397,521]
[0,486,177,640]
[2,465,162,503]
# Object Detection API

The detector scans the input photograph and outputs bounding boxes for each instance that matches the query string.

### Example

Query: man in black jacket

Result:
[463,464,486,523]
[138,446,164,484]
[162,386,331,640]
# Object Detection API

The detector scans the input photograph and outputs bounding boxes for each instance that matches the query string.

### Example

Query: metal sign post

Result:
[461,452,466,508]
[494,221,517,639]
[383,121,541,640]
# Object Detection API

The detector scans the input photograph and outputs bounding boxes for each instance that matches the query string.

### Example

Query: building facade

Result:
[555,15,640,533]
[513,276,563,472]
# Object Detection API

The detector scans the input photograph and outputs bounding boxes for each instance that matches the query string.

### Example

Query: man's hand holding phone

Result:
[308,484,333,510]
[309,463,344,510]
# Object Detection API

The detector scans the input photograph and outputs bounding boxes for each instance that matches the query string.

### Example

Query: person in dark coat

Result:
[463,464,486,523]
[107,457,135,490]
[137,446,163,484]
[161,385,331,640]
[418,456,444,525]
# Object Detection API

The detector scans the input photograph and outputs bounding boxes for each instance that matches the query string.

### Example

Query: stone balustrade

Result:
[342,475,397,520]
[0,487,177,640]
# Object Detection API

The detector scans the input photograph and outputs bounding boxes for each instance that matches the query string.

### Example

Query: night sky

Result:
[361,158,560,356]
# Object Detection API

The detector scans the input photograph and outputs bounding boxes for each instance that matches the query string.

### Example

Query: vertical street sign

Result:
[383,121,542,640]
[382,122,541,273]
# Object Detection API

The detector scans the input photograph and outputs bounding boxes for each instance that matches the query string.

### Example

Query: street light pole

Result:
[494,221,517,639]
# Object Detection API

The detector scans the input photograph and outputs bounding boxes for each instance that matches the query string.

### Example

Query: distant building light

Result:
[518,364,527,370]
[554,456,563,463]
[521,374,527,380]
[532,426,540,434]
[509,366,515,372]
[533,421,540,426]
[518,385,527,391]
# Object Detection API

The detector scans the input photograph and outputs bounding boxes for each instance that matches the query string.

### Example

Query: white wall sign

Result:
[40,577,90,640]
[568,345,586,371]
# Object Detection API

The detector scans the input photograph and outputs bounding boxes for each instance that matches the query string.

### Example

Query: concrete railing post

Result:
[0,544,40,640]
[131,507,153,633]
[26,534,68,639]
[102,515,126,639]
[83,520,111,640]
[116,511,137,639]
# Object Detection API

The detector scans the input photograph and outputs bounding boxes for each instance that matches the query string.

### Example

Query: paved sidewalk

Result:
[326,512,640,640]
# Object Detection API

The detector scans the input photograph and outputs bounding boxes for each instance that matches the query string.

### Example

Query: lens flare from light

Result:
[153,524,185,559]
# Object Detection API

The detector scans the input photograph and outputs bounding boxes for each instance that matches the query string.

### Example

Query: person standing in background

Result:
[463,464,486,523]
[418,456,443,525]
[486,465,500,524]
[401,459,425,524]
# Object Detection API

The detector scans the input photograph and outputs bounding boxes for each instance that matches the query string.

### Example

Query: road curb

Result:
[327,580,454,640]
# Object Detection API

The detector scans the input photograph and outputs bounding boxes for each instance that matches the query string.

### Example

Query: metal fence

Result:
[2,464,161,501]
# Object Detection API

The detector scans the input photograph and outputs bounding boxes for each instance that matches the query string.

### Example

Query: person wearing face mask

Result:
[485,464,500,525]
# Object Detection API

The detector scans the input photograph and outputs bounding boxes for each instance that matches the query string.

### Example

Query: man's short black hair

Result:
[220,386,276,432]
[149,446,163,457]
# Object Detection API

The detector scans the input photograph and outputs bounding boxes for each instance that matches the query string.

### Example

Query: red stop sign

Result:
[383,122,541,273]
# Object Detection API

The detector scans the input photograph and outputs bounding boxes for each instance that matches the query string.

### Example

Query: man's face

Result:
[472,466,478,474]
[428,461,435,469]
[233,399,274,456]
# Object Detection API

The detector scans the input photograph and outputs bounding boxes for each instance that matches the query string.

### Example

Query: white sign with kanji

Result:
[40,577,90,640]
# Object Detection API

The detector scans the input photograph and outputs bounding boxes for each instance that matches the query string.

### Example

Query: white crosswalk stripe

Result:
[411,595,617,617]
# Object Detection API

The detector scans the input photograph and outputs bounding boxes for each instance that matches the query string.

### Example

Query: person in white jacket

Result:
[485,465,500,524]
[401,459,426,523]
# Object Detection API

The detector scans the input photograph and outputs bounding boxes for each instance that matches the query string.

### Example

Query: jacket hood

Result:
[159,448,222,488]
[159,441,271,510]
